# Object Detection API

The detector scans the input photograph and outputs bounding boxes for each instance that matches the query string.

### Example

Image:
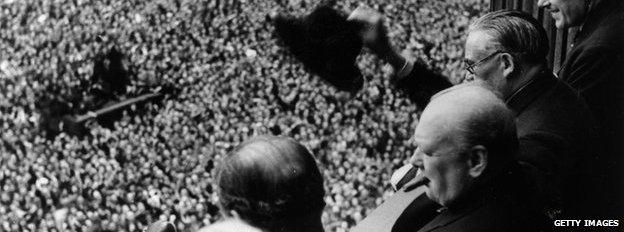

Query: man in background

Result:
[538,0,624,216]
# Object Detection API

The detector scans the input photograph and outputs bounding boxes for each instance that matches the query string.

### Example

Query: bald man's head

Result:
[428,82,518,163]
[411,83,517,206]
[216,136,325,231]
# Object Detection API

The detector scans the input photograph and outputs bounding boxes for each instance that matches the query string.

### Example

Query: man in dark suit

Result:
[396,83,550,231]
[538,0,624,216]
[349,9,598,232]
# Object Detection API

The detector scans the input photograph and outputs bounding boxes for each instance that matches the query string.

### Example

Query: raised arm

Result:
[347,5,452,107]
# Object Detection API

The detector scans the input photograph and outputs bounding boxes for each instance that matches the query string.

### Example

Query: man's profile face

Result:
[538,0,587,29]
[464,31,506,94]
[410,103,473,206]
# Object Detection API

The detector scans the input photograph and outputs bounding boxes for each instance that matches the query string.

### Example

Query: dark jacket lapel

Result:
[417,190,487,232]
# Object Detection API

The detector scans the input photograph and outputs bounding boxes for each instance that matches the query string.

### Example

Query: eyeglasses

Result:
[464,50,505,75]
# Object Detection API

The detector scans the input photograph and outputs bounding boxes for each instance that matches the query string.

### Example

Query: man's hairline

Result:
[465,29,506,59]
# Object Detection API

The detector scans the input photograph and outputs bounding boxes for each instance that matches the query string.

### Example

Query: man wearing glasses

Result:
[349,9,599,232]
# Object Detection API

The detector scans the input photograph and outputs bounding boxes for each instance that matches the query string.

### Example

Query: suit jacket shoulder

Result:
[506,72,599,216]
[417,185,551,232]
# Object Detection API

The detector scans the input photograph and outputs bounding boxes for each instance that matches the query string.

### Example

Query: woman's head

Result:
[216,136,325,231]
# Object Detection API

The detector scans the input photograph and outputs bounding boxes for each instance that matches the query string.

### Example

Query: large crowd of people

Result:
[0,0,487,231]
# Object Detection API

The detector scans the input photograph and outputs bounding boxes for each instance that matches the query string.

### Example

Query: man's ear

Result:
[500,53,515,79]
[468,145,488,178]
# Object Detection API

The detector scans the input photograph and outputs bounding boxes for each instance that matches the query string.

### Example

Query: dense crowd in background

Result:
[0,0,487,231]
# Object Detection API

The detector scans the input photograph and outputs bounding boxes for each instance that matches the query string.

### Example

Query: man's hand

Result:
[347,5,393,58]
[391,164,429,192]
[390,164,416,191]
[403,171,429,192]
[348,5,411,77]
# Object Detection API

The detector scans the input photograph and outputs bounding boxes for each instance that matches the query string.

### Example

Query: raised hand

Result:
[347,5,393,58]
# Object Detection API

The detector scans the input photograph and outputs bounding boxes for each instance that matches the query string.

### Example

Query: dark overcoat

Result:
[557,0,624,216]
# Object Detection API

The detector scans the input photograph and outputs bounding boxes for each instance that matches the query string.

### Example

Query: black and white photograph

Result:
[0,0,622,231]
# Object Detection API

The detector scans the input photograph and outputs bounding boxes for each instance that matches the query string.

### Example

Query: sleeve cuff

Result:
[395,59,414,80]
